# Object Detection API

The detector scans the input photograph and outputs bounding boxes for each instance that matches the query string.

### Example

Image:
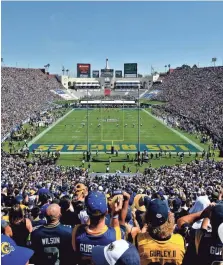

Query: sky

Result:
[1,1,223,76]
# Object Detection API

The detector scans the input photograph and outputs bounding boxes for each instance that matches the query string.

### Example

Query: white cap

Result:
[98,186,103,191]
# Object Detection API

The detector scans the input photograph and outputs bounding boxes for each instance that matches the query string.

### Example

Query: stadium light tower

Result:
[105,58,109,70]
[212,57,217,67]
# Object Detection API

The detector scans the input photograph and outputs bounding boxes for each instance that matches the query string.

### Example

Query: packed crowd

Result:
[1,67,64,137]
[153,66,223,141]
[3,109,68,151]
[151,107,219,145]
[1,66,223,265]
[1,151,223,265]
[80,94,136,101]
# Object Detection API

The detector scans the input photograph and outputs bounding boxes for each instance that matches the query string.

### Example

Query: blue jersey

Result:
[31,222,74,265]
[72,224,126,264]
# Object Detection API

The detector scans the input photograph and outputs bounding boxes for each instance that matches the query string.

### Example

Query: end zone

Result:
[29,143,200,154]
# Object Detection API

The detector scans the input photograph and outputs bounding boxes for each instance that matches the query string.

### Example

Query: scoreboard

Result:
[124,63,137,78]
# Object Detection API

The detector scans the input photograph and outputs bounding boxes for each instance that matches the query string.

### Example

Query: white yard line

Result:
[28,109,74,147]
[142,109,203,151]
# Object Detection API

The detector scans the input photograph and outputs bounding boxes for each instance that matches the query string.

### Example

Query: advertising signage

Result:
[124,63,137,78]
[92,70,99,78]
[77,63,91,78]
[115,70,122,78]
[101,69,114,78]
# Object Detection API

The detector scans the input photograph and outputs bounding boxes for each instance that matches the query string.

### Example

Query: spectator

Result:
[178,204,223,265]
[9,204,32,247]
[188,195,210,230]
[1,219,13,237]
[59,196,80,227]
[31,203,74,265]
[72,191,129,265]
[30,207,46,228]
[136,199,185,265]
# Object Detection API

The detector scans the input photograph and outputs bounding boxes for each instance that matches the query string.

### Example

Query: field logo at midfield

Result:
[29,143,200,153]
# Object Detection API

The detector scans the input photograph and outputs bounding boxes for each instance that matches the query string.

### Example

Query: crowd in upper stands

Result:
[153,66,223,141]
[80,94,136,101]
[1,67,63,137]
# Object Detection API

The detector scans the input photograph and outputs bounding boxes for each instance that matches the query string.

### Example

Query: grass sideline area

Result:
[56,153,212,173]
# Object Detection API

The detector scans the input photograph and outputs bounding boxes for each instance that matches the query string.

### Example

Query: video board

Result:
[124,63,137,78]
[92,70,99,78]
[115,70,122,78]
[101,69,114,78]
[77,64,91,78]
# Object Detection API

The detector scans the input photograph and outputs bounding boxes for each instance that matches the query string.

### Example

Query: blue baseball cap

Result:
[85,191,107,216]
[92,240,140,265]
[146,199,169,227]
[1,235,34,265]
[173,197,182,210]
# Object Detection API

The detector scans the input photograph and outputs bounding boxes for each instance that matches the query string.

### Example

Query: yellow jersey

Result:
[136,232,185,265]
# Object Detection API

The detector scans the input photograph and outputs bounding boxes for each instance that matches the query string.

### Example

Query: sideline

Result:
[28,109,74,147]
[142,109,203,152]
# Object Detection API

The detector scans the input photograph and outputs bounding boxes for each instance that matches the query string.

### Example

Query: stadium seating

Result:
[1,66,223,265]
[1,67,64,137]
[151,67,223,141]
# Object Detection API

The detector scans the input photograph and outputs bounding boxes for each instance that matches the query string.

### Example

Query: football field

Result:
[29,108,202,153]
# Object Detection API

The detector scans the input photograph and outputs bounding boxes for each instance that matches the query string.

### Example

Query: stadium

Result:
[2,60,223,264]
[1,2,223,265]
[2,60,222,169]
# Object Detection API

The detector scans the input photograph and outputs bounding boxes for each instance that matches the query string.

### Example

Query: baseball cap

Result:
[85,191,107,216]
[173,198,182,210]
[1,235,34,265]
[98,186,103,191]
[146,199,169,227]
[211,204,223,230]
[92,240,140,265]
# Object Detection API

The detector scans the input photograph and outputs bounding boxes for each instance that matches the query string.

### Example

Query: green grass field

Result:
[2,107,219,172]
[29,108,201,155]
